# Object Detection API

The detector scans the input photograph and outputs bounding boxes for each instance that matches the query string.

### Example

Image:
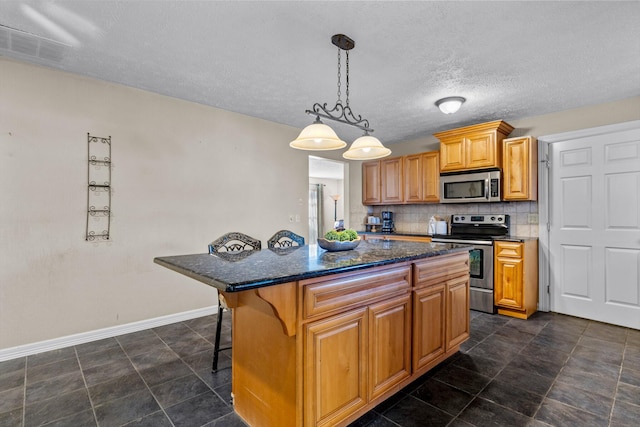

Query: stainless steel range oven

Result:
[431,214,510,313]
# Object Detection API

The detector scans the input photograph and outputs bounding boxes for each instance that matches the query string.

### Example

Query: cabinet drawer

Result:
[413,252,469,289]
[495,241,523,258]
[302,265,411,320]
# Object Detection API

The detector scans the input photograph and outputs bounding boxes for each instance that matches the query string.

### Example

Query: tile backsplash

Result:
[357,201,539,238]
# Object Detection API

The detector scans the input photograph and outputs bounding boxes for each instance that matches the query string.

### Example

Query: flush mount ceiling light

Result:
[290,34,391,160]
[435,96,466,114]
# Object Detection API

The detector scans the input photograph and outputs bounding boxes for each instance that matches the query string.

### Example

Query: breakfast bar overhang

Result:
[155,240,472,427]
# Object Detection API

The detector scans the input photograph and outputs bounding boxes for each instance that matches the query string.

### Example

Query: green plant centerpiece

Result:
[317,229,361,251]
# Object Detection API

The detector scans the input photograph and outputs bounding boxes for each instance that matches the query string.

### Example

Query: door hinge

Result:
[540,157,551,168]
[547,285,550,294]
[546,223,551,232]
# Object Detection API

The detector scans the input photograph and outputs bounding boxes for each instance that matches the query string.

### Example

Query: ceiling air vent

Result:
[0,24,68,63]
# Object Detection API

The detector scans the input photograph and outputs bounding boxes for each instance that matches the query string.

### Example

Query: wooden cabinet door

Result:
[368,294,411,400]
[412,284,446,371]
[304,308,368,427]
[466,131,497,170]
[439,138,465,172]
[446,275,470,350]
[362,161,381,205]
[422,151,440,202]
[381,157,403,204]
[503,136,537,201]
[404,154,423,202]
[495,242,525,310]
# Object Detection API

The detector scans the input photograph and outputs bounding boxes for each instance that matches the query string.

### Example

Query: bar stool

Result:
[267,230,305,248]
[208,232,261,371]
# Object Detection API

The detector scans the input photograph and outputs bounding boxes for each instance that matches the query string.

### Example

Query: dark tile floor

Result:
[1,311,639,427]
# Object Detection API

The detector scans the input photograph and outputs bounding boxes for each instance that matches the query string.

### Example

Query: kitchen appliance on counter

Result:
[365,216,381,232]
[431,214,510,313]
[440,168,501,203]
[381,211,395,233]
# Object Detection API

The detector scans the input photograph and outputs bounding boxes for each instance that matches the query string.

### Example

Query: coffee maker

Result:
[381,211,395,233]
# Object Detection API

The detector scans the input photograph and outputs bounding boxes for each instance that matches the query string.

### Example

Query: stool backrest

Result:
[209,232,261,254]
[267,230,305,249]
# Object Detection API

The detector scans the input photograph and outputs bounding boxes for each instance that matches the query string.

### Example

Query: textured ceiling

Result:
[1,0,639,147]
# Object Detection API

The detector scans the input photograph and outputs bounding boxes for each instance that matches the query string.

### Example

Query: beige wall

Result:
[0,58,307,350]
[348,96,640,234]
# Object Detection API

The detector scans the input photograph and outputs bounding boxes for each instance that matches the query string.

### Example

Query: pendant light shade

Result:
[289,118,347,151]
[343,133,391,160]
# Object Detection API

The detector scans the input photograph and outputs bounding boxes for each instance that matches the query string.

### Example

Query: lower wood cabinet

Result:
[368,294,412,400]
[412,253,470,373]
[413,283,446,370]
[494,240,539,319]
[446,274,471,349]
[231,254,470,427]
[304,307,368,427]
[303,293,412,426]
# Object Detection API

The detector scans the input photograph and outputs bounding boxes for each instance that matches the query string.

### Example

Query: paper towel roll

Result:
[436,221,448,235]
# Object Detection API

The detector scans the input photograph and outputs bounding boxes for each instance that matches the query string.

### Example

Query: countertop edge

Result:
[154,244,472,293]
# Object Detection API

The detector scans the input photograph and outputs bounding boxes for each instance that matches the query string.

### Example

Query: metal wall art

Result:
[86,133,111,241]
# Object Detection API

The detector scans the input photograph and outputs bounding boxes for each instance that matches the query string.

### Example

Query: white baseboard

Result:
[0,306,218,362]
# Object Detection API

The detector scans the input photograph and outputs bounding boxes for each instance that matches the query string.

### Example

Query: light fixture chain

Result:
[299,34,379,136]
[336,48,342,103]
[345,50,350,107]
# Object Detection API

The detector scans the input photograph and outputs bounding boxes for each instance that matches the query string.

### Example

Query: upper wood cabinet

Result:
[381,157,403,204]
[363,152,438,206]
[422,151,440,202]
[362,157,403,205]
[503,136,538,201]
[404,154,423,203]
[404,151,440,203]
[435,120,515,172]
[362,161,381,205]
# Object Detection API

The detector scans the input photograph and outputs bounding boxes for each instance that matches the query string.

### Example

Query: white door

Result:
[548,123,640,329]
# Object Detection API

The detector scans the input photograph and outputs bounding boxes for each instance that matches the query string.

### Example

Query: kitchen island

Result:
[155,240,471,427]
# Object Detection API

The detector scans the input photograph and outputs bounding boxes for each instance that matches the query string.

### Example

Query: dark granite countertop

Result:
[154,240,471,293]
[359,231,537,243]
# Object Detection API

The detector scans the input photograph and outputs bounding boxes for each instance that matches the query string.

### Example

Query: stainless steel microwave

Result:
[440,168,501,203]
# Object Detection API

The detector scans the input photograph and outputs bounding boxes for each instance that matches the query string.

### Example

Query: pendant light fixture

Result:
[290,34,391,160]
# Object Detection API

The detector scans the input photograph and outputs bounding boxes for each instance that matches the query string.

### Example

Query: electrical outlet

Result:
[528,213,539,224]
[295,214,300,222]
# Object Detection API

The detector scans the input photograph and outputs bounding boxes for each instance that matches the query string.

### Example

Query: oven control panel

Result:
[451,214,508,225]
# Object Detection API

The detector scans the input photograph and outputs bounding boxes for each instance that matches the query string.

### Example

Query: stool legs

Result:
[212,293,232,372]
